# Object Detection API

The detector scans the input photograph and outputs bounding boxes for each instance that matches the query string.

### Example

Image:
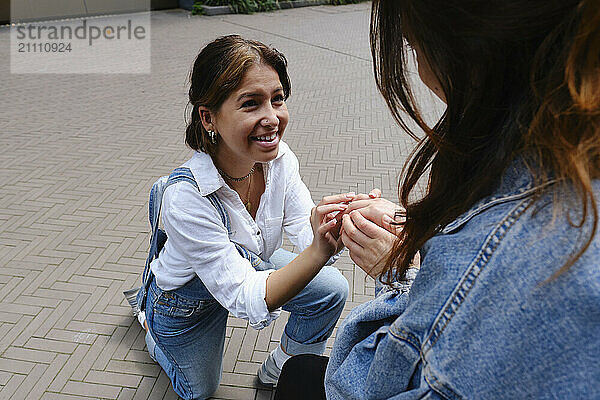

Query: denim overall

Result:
[136,167,262,314]
[138,167,348,400]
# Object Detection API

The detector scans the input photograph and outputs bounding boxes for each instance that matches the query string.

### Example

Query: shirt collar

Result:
[186,140,289,196]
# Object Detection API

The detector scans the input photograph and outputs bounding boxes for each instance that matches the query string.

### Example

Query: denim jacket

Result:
[326,160,600,399]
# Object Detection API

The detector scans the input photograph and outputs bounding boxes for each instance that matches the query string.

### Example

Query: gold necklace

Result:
[243,173,252,213]
[216,164,255,213]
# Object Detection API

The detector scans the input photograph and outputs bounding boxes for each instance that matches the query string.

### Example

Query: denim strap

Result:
[139,167,262,311]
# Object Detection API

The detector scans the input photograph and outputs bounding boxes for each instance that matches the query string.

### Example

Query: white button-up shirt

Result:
[150,141,316,329]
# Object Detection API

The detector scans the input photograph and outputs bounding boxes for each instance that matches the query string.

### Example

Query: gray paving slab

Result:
[0,3,443,399]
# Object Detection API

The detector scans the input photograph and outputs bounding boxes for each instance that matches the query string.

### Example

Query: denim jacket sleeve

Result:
[325,268,421,400]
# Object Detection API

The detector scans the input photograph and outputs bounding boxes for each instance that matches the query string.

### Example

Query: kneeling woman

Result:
[137,35,349,399]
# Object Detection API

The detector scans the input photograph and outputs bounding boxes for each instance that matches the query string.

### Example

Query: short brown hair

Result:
[185,35,291,156]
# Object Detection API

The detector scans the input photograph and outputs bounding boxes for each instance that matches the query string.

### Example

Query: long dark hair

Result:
[185,35,291,156]
[371,0,600,283]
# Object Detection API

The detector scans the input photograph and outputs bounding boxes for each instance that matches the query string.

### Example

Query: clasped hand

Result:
[339,190,401,278]
[310,189,402,277]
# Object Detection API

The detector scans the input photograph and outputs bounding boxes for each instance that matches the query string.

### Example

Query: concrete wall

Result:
[2,0,179,24]
[1,0,9,23]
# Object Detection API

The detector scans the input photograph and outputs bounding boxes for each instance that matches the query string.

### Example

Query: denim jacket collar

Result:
[186,141,289,197]
[441,157,555,234]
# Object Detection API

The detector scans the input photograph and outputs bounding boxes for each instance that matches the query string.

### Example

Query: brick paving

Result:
[0,3,443,399]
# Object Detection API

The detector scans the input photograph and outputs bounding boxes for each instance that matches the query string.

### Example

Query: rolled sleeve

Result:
[213,251,281,328]
[246,269,281,329]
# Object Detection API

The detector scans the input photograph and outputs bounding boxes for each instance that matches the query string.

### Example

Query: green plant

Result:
[191,0,229,15]
[256,0,279,12]
[228,0,279,14]
[191,1,206,15]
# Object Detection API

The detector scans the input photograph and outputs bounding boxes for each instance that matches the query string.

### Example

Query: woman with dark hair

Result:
[130,35,351,400]
[275,0,600,398]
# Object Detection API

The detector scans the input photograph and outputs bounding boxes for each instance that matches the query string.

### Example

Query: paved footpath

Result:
[0,3,442,399]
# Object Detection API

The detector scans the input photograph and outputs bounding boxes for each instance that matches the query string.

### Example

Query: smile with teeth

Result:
[251,132,278,142]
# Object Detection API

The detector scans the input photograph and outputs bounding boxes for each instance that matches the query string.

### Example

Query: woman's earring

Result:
[207,130,217,144]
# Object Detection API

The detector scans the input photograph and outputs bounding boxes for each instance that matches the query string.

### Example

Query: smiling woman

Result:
[128,35,352,400]
[200,62,289,182]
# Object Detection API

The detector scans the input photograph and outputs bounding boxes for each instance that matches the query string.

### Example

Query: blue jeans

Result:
[144,248,348,400]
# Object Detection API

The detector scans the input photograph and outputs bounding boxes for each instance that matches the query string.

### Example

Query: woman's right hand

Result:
[338,190,404,277]
[345,190,403,234]
[340,210,398,277]
[309,193,353,261]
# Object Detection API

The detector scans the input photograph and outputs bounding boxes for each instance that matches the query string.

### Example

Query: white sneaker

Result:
[123,287,141,316]
[137,311,147,330]
[257,351,282,387]
[123,287,145,329]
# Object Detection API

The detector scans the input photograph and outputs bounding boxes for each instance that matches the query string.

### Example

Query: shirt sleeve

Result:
[162,184,280,330]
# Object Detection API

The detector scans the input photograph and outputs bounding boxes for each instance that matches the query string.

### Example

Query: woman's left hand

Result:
[343,189,401,234]
[340,209,397,278]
